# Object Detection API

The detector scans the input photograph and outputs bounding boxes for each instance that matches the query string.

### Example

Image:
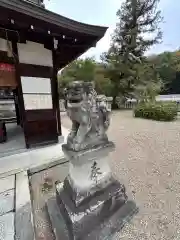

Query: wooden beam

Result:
[19,64,53,78]
[13,88,20,125]
[11,40,29,148]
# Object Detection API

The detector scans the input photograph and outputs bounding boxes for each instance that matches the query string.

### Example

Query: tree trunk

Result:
[112,96,119,109]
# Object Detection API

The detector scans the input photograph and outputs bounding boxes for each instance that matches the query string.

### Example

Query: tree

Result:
[133,61,163,102]
[94,64,113,96]
[58,58,113,97]
[145,50,180,95]
[103,0,162,108]
[59,58,96,82]
[58,58,96,97]
[151,52,176,86]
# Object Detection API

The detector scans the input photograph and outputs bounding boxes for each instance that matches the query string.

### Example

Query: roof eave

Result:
[0,0,108,38]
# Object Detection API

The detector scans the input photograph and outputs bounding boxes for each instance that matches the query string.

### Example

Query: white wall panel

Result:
[17,41,53,67]
[23,94,53,110]
[21,77,51,94]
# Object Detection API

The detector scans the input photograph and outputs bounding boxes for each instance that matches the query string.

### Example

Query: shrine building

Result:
[0,0,107,150]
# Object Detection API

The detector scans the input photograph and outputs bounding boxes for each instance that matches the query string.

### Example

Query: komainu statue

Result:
[46,81,138,240]
[65,81,112,151]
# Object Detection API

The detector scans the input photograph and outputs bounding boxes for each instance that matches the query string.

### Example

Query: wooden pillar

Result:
[52,50,62,136]
[11,41,28,146]
[13,88,20,125]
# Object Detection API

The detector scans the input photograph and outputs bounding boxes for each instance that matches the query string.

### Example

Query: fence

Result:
[59,96,180,112]
[117,101,137,110]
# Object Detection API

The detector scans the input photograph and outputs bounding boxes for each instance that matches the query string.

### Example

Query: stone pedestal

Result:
[46,142,138,239]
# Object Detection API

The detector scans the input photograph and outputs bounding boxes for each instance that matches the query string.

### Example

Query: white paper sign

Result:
[23,94,53,110]
[21,77,51,94]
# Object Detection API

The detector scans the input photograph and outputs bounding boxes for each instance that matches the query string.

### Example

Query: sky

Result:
[44,0,180,60]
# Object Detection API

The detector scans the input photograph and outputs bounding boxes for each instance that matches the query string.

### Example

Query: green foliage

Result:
[58,58,96,97]
[58,58,113,97]
[134,101,178,121]
[133,61,163,101]
[41,177,53,193]
[95,77,113,97]
[148,50,180,94]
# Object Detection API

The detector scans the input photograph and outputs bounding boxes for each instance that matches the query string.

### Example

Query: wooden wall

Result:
[17,41,58,148]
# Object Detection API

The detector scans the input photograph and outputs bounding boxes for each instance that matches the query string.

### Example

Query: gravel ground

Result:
[61,110,180,240]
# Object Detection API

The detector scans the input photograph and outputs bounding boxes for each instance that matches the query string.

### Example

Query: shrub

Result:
[134,101,178,121]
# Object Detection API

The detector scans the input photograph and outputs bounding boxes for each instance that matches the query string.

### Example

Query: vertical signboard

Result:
[18,41,58,148]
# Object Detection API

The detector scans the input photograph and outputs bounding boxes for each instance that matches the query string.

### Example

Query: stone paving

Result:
[0,172,34,240]
[0,175,15,240]
[0,123,69,240]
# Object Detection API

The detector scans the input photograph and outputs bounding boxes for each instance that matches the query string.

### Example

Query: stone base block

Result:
[57,177,126,209]
[47,180,138,240]
[62,141,115,194]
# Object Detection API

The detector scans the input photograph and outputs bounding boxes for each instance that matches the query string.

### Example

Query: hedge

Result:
[134,101,178,121]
